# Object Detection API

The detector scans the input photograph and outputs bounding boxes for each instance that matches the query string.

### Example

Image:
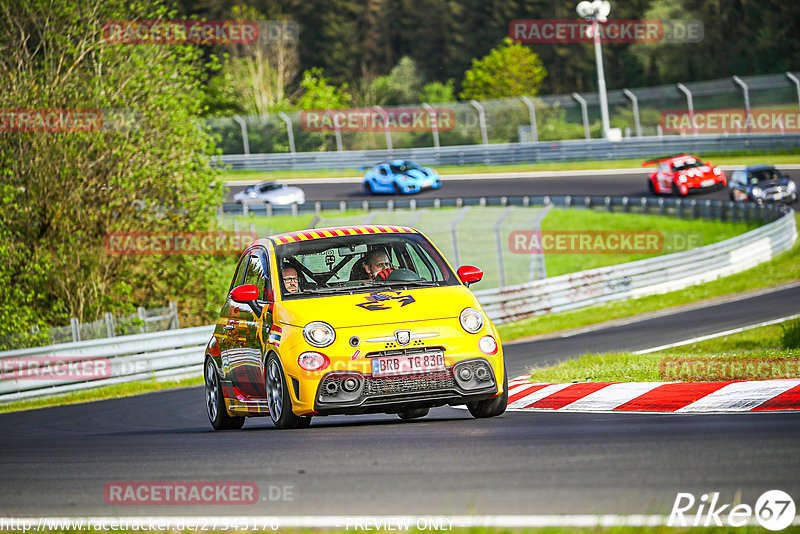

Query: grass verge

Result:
[0,376,203,414]
[498,214,800,343]
[221,151,800,181]
[525,318,800,383]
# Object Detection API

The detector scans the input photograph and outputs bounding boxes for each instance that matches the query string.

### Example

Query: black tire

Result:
[647,180,656,195]
[364,181,375,195]
[394,183,402,195]
[265,354,312,429]
[671,182,682,197]
[397,407,430,420]
[205,358,245,430]
[467,370,508,419]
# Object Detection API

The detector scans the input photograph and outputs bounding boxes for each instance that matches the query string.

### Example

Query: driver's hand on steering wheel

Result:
[374,266,396,282]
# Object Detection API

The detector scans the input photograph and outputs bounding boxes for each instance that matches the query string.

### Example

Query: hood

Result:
[405,168,429,180]
[277,285,478,328]
[676,165,714,178]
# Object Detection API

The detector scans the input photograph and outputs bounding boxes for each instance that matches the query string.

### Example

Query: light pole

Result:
[577,0,611,139]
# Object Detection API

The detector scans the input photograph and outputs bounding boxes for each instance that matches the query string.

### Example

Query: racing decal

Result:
[356,291,416,311]
[270,225,414,245]
[268,325,282,346]
[351,349,361,361]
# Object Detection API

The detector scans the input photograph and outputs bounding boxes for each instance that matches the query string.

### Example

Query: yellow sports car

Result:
[204,225,506,430]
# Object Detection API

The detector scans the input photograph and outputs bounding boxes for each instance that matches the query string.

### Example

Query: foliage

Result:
[459,38,547,100]
[295,67,352,110]
[0,0,228,344]
[782,319,800,349]
[418,80,456,104]
[371,57,425,105]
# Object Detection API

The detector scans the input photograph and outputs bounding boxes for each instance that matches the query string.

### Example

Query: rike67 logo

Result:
[669,490,796,530]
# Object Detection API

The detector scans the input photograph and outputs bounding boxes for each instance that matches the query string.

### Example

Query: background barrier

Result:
[1,201,795,402]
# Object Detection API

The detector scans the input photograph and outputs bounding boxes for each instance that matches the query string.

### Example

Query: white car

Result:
[233,181,305,205]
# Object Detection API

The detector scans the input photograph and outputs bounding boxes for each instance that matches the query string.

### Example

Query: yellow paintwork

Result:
[226,226,505,417]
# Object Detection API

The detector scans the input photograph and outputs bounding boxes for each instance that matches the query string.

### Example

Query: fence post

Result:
[622,89,641,138]
[520,96,538,143]
[494,207,514,287]
[787,72,800,111]
[138,306,147,334]
[278,112,296,153]
[469,100,489,146]
[732,76,752,134]
[374,106,392,152]
[676,83,697,136]
[450,207,471,267]
[169,301,179,330]
[422,103,440,149]
[572,93,590,140]
[105,312,115,338]
[70,318,81,343]
[232,114,250,155]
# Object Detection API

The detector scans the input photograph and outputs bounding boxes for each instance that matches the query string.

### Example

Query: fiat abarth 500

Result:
[204,225,507,430]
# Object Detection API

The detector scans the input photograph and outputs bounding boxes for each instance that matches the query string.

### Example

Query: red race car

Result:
[644,153,727,196]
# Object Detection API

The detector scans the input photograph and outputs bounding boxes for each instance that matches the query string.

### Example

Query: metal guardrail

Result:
[213,133,800,171]
[221,193,791,224]
[474,210,797,324]
[0,325,213,402]
[1,200,794,402]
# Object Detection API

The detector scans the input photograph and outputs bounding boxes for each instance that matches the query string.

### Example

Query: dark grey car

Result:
[729,165,797,204]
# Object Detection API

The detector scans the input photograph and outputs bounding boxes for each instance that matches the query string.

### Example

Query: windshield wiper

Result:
[381,280,439,287]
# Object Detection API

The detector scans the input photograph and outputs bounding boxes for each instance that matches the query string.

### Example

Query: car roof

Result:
[743,164,776,172]
[267,225,419,246]
[642,153,698,167]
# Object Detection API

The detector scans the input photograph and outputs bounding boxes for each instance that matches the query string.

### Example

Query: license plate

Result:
[701,179,715,187]
[371,352,445,377]
[773,193,784,200]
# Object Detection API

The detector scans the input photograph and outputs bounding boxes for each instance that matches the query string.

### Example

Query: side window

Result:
[406,244,436,281]
[731,170,744,185]
[379,167,387,175]
[229,254,249,291]
[242,250,271,300]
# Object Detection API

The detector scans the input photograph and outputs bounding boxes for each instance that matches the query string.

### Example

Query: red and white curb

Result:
[507,375,800,413]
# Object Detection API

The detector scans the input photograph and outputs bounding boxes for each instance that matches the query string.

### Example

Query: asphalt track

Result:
[2,284,798,518]
[227,167,800,213]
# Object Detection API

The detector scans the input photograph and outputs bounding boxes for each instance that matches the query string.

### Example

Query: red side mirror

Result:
[457,265,483,286]
[231,284,259,303]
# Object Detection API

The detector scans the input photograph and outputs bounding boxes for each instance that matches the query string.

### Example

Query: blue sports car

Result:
[362,160,442,194]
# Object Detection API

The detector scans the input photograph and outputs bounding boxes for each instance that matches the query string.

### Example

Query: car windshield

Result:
[258,183,281,192]
[748,169,782,184]
[274,232,458,299]
[390,162,423,173]
[671,158,703,171]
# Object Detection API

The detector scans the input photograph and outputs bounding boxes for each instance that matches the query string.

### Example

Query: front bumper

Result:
[312,357,499,415]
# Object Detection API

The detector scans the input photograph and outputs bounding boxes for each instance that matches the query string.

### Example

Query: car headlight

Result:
[303,322,335,347]
[460,308,484,333]
[788,181,796,193]
[713,167,721,175]
[752,186,763,198]
[678,176,688,183]
[298,352,330,372]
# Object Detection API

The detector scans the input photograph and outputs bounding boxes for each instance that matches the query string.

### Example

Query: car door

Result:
[376,165,394,190]
[227,248,274,398]
[656,163,672,192]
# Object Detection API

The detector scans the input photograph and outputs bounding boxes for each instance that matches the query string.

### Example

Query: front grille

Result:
[363,370,455,396]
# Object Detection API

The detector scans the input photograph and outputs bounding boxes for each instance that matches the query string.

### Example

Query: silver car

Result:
[233,181,306,205]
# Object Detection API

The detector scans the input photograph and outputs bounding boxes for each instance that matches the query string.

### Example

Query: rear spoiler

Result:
[642,153,687,167]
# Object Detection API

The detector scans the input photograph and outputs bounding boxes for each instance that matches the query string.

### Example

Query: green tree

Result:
[419,80,456,103]
[460,38,547,100]
[0,0,227,345]
[371,57,425,105]
[295,68,352,110]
